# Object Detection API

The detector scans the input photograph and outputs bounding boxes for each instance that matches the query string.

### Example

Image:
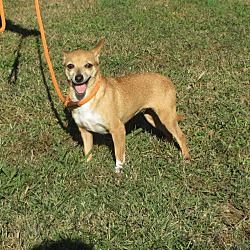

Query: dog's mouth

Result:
[73,76,91,95]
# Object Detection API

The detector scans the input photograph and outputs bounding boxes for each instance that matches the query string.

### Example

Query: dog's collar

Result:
[64,75,102,108]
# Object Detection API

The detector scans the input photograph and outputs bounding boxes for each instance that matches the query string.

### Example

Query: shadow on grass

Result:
[5,20,40,85]
[32,238,93,250]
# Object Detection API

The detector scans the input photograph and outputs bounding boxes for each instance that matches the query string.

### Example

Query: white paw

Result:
[115,166,123,174]
[115,160,124,173]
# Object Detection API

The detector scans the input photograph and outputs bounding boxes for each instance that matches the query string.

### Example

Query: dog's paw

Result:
[115,160,124,174]
[115,166,124,174]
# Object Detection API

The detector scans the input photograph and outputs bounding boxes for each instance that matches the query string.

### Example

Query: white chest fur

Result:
[72,103,108,134]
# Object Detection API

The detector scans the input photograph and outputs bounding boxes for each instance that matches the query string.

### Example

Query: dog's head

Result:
[62,39,104,96]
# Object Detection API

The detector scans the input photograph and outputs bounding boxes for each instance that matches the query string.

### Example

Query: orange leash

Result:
[34,0,101,108]
[1,0,101,107]
[0,0,6,32]
[34,0,65,104]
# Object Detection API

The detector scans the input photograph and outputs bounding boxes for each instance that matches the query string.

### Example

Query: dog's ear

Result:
[91,38,105,63]
[62,51,68,65]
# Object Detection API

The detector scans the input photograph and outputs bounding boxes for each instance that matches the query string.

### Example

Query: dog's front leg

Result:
[111,122,126,173]
[78,126,93,162]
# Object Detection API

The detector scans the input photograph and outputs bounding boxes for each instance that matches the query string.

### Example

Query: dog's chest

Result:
[72,104,108,134]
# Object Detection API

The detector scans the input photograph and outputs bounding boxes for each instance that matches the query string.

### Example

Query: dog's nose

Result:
[75,74,84,83]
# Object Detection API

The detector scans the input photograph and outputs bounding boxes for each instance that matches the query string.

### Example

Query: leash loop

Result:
[0,0,6,32]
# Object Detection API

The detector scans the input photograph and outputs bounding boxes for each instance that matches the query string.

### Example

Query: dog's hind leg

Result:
[155,109,190,160]
[144,109,173,142]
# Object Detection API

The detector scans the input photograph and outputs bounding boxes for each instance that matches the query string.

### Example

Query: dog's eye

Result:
[67,64,74,69]
[85,63,93,68]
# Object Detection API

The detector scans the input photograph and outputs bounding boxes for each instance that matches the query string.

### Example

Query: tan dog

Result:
[63,39,190,172]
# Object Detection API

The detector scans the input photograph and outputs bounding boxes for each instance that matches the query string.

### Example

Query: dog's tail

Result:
[177,114,187,121]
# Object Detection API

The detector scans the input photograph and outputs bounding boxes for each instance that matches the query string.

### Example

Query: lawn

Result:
[0,0,249,249]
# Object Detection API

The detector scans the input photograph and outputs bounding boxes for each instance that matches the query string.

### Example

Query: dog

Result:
[63,39,190,173]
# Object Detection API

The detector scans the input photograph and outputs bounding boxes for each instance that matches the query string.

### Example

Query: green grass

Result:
[0,0,249,249]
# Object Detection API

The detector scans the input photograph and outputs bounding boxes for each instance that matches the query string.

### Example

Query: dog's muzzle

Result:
[72,74,91,95]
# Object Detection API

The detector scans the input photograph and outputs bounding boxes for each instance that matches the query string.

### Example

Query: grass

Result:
[0,0,249,249]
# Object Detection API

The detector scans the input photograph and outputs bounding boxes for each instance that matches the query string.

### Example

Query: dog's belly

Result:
[72,106,108,134]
